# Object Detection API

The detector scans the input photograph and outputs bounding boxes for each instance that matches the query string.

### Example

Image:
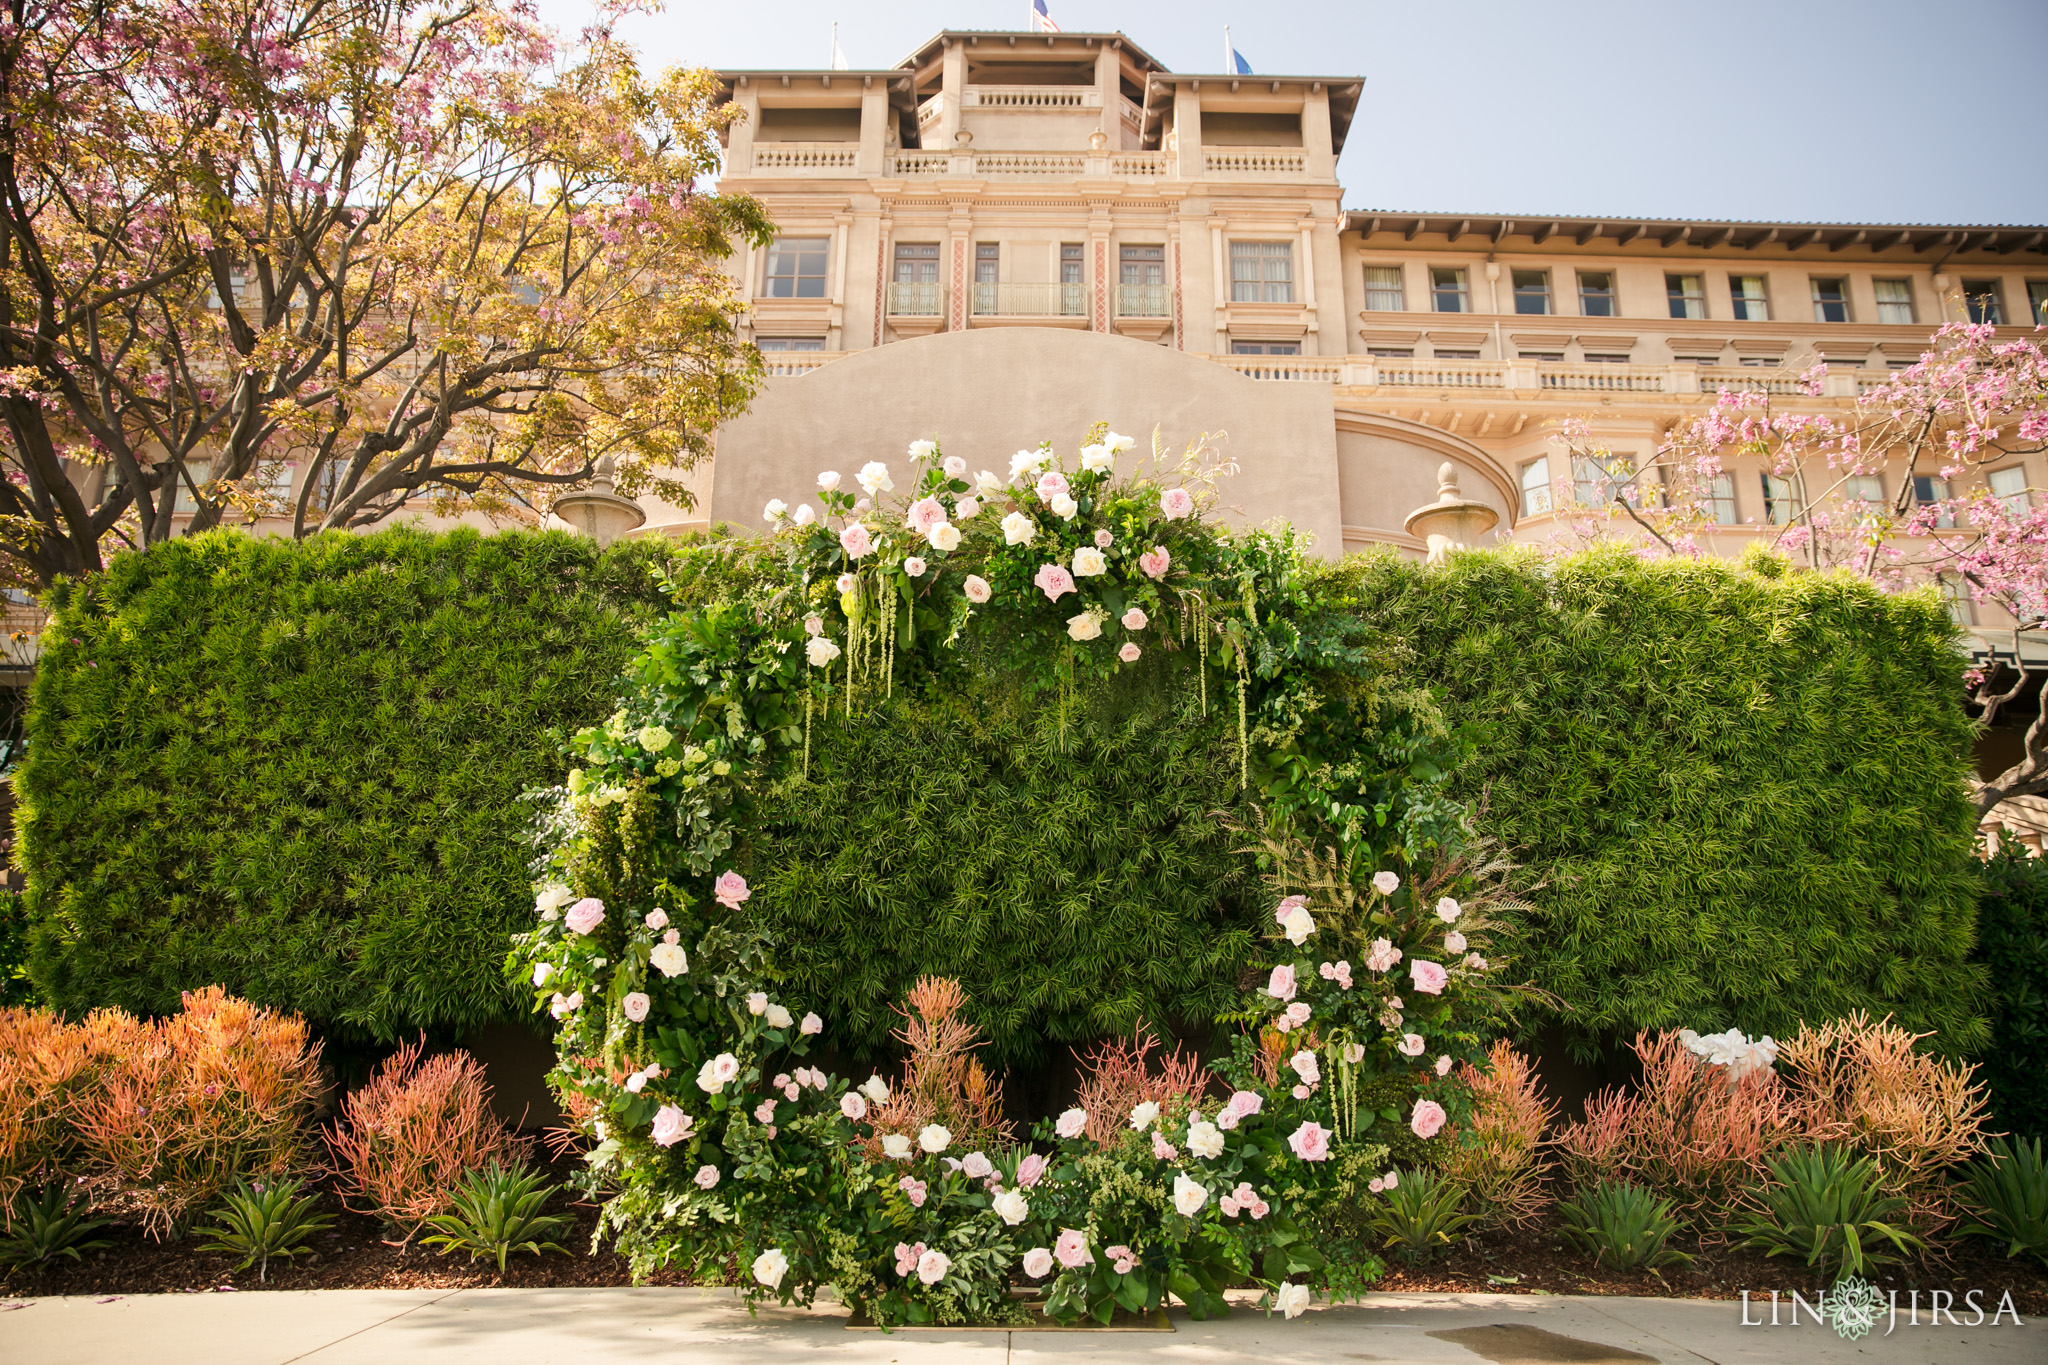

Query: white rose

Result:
[806,636,842,667]
[918,1124,951,1153]
[1001,511,1036,546]
[765,1004,793,1029]
[1372,871,1401,895]
[792,503,815,526]
[907,439,938,460]
[926,522,960,551]
[1276,1282,1311,1319]
[532,962,553,987]
[763,498,788,522]
[1435,897,1462,923]
[1080,443,1113,472]
[1010,448,1050,480]
[1129,1101,1160,1131]
[880,1132,913,1160]
[976,469,1004,495]
[1172,1172,1208,1217]
[817,470,841,492]
[747,992,768,1016]
[1280,905,1315,945]
[856,461,893,495]
[650,941,689,977]
[992,1189,1029,1225]
[861,1073,891,1104]
[1071,546,1106,576]
[534,884,575,915]
[696,1057,728,1094]
[1186,1120,1224,1160]
[1066,611,1104,642]
[954,496,980,520]
[751,1248,789,1290]
[1049,492,1078,520]
[1105,431,1135,453]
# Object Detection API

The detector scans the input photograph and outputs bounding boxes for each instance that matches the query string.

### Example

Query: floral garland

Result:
[510,428,1501,1325]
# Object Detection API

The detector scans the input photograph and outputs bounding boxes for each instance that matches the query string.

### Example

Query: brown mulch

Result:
[7,1185,2044,1312]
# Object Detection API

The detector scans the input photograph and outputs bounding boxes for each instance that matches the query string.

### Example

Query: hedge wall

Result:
[1324,545,1988,1054]
[1976,848,2048,1135]
[19,527,684,1039]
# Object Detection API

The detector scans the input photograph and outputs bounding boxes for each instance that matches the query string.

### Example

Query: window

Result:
[1118,244,1166,317]
[1939,574,1975,626]
[1519,457,1553,517]
[1673,355,1720,366]
[1512,270,1552,315]
[894,243,940,284]
[1577,271,1615,317]
[1914,473,1953,528]
[974,242,999,285]
[1962,280,2003,325]
[1230,341,1300,355]
[1810,277,1849,323]
[1363,266,1405,311]
[2031,281,2048,326]
[1519,351,1565,363]
[1843,473,1884,504]
[1434,348,1480,360]
[762,237,828,298]
[1709,473,1737,525]
[256,462,295,504]
[1060,243,1084,316]
[756,337,825,351]
[1229,241,1294,303]
[1874,279,1915,325]
[1666,274,1705,320]
[1573,455,1626,507]
[1738,355,1777,367]
[1730,275,1770,321]
[1366,347,1413,358]
[1583,353,1631,364]
[1990,466,2031,514]
[1761,473,1804,525]
[1430,267,1470,313]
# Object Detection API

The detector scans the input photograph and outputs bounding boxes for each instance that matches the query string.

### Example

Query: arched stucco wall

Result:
[1334,414,1517,554]
[706,330,1350,556]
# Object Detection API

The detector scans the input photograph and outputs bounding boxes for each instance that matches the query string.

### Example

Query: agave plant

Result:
[420,1163,571,1276]
[1362,1170,1479,1265]
[1556,1179,1692,1271]
[1738,1144,1921,1279]
[195,1178,334,1282]
[0,1183,114,1271]
[1955,1135,2048,1269]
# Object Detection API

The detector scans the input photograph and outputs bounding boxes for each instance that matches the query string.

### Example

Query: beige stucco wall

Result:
[706,328,1358,556]
[1334,416,1516,552]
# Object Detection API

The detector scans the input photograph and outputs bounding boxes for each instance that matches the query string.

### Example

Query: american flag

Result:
[1030,0,1060,33]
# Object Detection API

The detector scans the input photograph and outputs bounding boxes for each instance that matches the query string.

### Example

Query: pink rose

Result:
[1035,470,1069,502]
[902,556,927,578]
[1022,1247,1055,1279]
[1333,961,1353,990]
[1220,1194,1240,1216]
[898,1176,927,1208]
[1288,1121,1331,1162]
[1283,1001,1312,1029]
[1276,895,1307,922]
[1055,1107,1087,1139]
[1118,642,1140,663]
[1410,959,1449,996]
[835,573,855,593]
[1054,1227,1093,1268]
[962,1152,994,1179]
[1159,488,1194,520]
[1398,1033,1424,1057]
[1138,546,1170,579]
[1368,1176,1384,1194]
[754,1099,777,1123]
[694,1164,720,1190]
[714,871,750,910]
[964,574,991,603]
[1291,1083,1310,1099]
[622,991,651,1022]
[1365,938,1403,973]
[1121,606,1148,631]
[1033,563,1075,601]
[1410,1098,1448,1139]
[800,1011,823,1035]
[564,898,605,935]
[839,523,873,558]
[1435,1055,1454,1077]
[942,455,967,479]
[840,1092,868,1121]
[1383,1169,1400,1189]
[1264,963,1297,1001]
[1017,1153,1049,1187]
[651,1105,694,1147]
[1151,1130,1178,1160]
[894,1241,924,1277]
[645,908,669,930]
[1445,931,1467,953]
[906,496,947,534]
[1094,528,1113,548]
[1227,1089,1264,1120]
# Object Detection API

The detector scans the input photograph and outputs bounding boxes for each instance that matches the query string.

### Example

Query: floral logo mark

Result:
[1825,1276,1884,1341]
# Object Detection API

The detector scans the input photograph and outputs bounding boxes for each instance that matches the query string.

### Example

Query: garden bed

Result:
[10,1189,2043,1315]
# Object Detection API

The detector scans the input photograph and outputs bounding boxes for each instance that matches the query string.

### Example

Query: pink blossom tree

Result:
[0,0,771,587]
[1549,323,2048,820]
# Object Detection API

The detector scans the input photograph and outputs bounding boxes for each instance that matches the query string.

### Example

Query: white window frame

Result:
[762,236,829,299]
[1666,273,1706,321]
[1229,241,1294,304]
[1519,457,1553,517]
[1730,275,1770,322]
[1873,278,1915,326]
[1990,465,2031,515]
[1362,265,1405,312]
[1430,267,1470,314]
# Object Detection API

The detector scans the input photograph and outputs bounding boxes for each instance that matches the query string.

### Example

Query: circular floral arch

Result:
[513,426,1509,1326]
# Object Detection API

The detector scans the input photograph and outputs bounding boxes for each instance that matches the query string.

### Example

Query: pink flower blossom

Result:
[1410,1099,1448,1139]
[1054,1228,1093,1268]
[1119,642,1141,663]
[694,1164,720,1189]
[1033,563,1076,601]
[1368,1176,1384,1194]
[1160,488,1194,520]
[839,523,873,558]
[1265,964,1297,1001]
[1288,1121,1332,1162]
[1138,546,1170,579]
[1122,606,1148,631]
[1398,1033,1425,1057]
[622,992,650,1022]
[1094,528,1114,548]
[1409,959,1449,996]
[841,1092,868,1120]
[1444,931,1467,954]
[898,1176,927,1208]
[714,872,750,909]
[902,556,927,578]
[1022,1247,1055,1278]
[906,496,947,534]
[1151,1130,1179,1160]
[1017,1153,1049,1187]
[1281,1001,1312,1029]
[964,575,992,603]
[1036,470,1070,502]
[894,1241,925,1277]
[1435,1055,1454,1077]
[754,1099,777,1123]
[1365,938,1403,973]
[962,1151,994,1179]
[1055,1107,1088,1139]
[800,1012,823,1035]
[564,898,605,935]
[651,1105,694,1147]
[645,908,669,930]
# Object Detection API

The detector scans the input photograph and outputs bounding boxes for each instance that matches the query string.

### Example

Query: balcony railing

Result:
[1114,283,1170,317]
[1214,355,1344,382]
[977,152,1087,176]
[971,282,1087,317]
[751,142,858,172]
[1698,368,1811,396]
[962,86,1102,110]
[887,151,950,176]
[1539,366,1665,393]
[1204,146,1308,175]
[1109,151,1168,177]
[1375,361,1508,389]
[760,352,842,378]
[886,282,944,317]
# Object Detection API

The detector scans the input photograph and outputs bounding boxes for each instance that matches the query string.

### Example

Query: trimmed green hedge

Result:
[19,527,684,1039]
[1323,546,1987,1053]
[1977,848,2048,1135]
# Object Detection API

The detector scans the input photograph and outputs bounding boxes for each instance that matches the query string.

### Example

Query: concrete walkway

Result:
[0,1286,2034,1364]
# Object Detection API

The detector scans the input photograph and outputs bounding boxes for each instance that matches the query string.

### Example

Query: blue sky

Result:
[534,0,2048,226]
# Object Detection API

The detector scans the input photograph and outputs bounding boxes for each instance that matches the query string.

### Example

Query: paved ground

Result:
[1,1286,2035,1364]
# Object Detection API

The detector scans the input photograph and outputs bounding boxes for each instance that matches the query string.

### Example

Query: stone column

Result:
[1172,85,1203,180]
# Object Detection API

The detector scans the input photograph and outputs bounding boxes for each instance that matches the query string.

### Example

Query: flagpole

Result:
[1224,27,1232,73]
